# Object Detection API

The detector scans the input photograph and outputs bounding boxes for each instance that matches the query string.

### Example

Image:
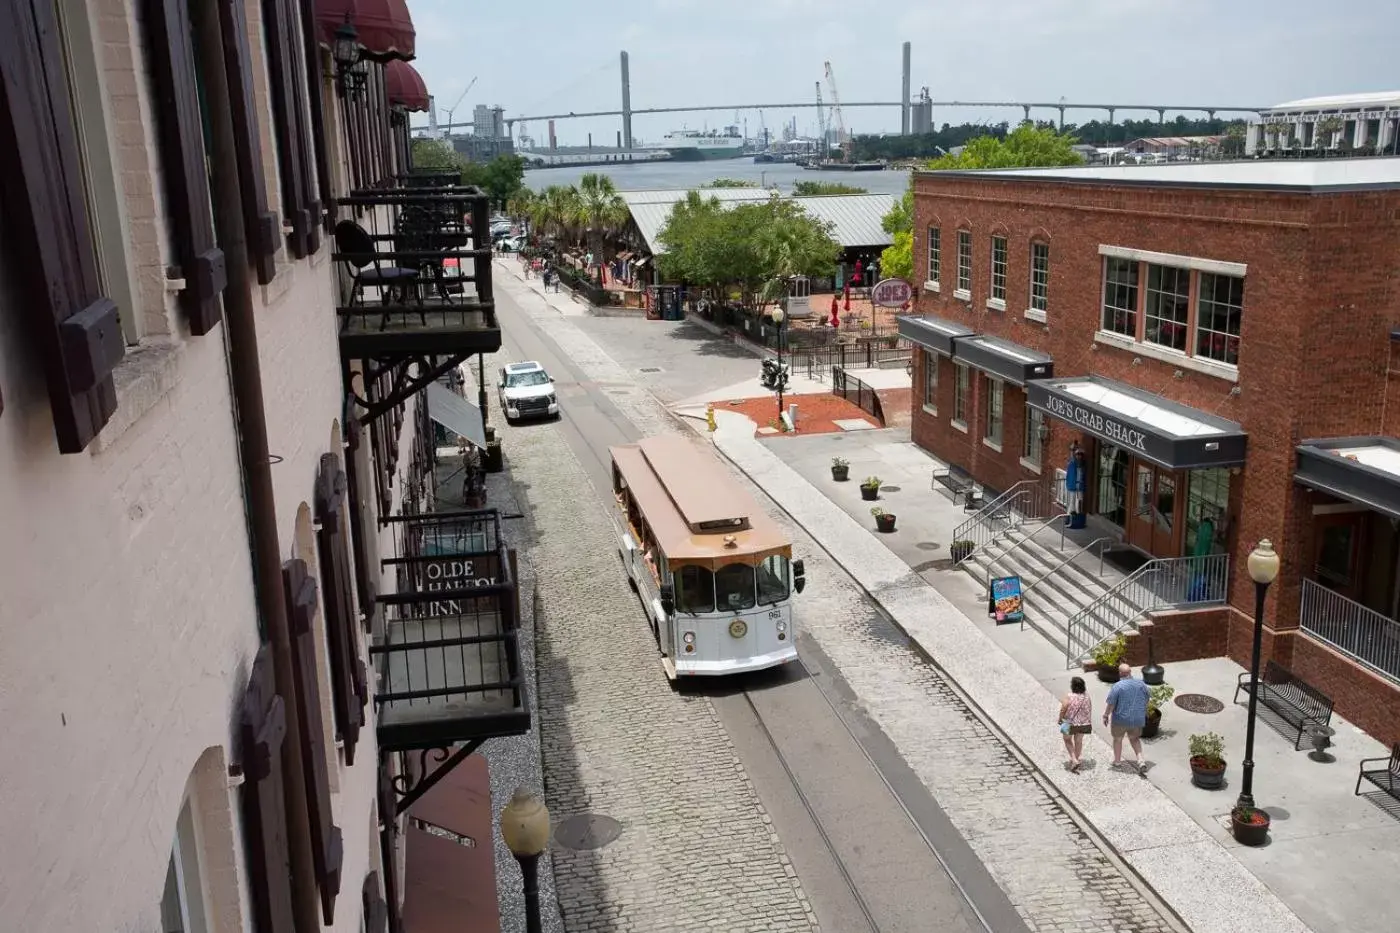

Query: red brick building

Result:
[899,159,1400,744]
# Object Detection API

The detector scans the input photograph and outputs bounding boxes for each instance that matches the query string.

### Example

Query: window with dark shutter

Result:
[344,417,379,619]
[238,645,296,933]
[377,763,403,933]
[0,0,124,453]
[217,0,278,284]
[262,0,319,257]
[141,0,227,335]
[296,0,333,234]
[314,452,368,765]
[362,872,389,933]
[282,558,344,924]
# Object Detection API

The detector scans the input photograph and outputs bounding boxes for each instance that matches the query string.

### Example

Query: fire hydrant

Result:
[706,404,717,432]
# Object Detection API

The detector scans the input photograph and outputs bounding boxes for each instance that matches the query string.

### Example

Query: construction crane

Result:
[814,81,827,154]
[441,77,477,132]
[823,61,851,161]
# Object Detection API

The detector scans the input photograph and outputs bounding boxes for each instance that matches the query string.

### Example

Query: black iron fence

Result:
[793,340,913,380]
[831,367,886,426]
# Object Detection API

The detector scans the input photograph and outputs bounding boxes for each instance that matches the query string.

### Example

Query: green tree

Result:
[927,123,1084,170]
[656,195,840,309]
[576,172,628,259]
[704,178,759,188]
[478,155,527,207]
[410,138,467,175]
[878,185,915,282]
[792,181,868,196]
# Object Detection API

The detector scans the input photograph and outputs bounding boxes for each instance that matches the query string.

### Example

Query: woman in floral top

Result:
[1059,676,1093,772]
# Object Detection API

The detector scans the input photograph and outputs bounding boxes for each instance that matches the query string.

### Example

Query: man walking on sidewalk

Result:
[1103,664,1150,774]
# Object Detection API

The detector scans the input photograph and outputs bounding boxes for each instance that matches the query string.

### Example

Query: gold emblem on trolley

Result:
[728,619,748,639]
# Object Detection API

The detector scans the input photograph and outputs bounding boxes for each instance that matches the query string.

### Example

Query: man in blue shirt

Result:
[1103,663,1150,773]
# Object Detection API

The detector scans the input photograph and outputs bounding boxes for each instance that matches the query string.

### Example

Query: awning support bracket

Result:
[391,738,486,816]
[348,353,471,424]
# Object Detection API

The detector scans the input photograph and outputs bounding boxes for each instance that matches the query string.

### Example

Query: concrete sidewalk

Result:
[708,410,1314,933]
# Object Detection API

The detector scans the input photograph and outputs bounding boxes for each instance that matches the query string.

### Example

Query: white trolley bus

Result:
[611,435,806,678]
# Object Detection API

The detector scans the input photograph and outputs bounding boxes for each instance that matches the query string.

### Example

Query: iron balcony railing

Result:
[1300,578,1400,686]
[1065,553,1230,667]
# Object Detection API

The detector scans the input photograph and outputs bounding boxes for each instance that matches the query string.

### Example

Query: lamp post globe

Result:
[332,20,359,69]
[500,788,550,933]
[1238,538,1280,813]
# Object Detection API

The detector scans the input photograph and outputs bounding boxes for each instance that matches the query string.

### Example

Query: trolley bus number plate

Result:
[768,609,782,620]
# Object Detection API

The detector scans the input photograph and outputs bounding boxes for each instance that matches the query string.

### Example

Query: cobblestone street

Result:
[495,263,1181,933]
[483,360,819,932]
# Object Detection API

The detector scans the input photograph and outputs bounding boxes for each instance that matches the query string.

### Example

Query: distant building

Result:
[452,134,516,163]
[1120,135,1226,162]
[1247,91,1400,156]
[472,104,507,139]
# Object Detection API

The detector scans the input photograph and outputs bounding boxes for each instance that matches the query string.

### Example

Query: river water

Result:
[523,158,912,197]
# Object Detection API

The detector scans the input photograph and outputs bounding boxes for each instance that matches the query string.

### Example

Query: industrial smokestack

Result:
[548,119,557,150]
[620,51,633,150]
[428,95,440,139]
[901,42,911,135]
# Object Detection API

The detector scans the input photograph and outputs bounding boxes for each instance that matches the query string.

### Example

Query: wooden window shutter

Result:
[217,0,278,284]
[0,0,124,453]
[296,0,334,232]
[238,645,297,933]
[376,763,404,933]
[344,418,379,618]
[314,453,368,765]
[262,0,312,257]
[278,0,320,252]
[282,558,345,923]
[142,0,228,335]
[362,873,389,933]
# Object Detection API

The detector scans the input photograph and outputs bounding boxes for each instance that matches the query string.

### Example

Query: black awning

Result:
[425,381,486,448]
[897,314,975,356]
[953,334,1053,386]
[1295,437,1400,519]
[1027,375,1247,470]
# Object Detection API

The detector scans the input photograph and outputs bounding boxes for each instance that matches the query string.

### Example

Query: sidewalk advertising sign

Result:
[871,278,913,308]
[989,574,1024,624]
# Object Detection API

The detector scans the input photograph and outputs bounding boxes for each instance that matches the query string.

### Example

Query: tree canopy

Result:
[927,124,1085,170]
[792,181,868,196]
[656,193,841,308]
[407,138,526,206]
[703,178,760,188]
[850,116,1247,160]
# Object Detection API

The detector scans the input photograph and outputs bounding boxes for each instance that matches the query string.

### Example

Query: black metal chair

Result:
[334,220,425,328]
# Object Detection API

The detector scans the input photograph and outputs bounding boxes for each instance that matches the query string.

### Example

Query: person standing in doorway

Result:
[1103,664,1150,773]
[1058,676,1093,772]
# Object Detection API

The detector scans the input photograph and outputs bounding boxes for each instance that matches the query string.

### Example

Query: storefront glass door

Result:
[1095,445,1129,528]
[1127,463,1179,555]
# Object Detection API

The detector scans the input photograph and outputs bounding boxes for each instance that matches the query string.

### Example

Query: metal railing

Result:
[793,340,913,381]
[1064,553,1230,667]
[951,475,1066,559]
[831,367,886,425]
[982,513,1070,594]
[1300,579,1400,685]
[1023,537,1114,600]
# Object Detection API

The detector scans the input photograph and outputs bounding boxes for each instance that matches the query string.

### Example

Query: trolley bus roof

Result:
[611,437,791,565]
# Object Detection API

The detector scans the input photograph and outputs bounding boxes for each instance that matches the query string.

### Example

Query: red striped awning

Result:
[386,60,429,111]
[316,0,415,63]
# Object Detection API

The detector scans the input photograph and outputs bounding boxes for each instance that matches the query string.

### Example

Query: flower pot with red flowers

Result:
[1231,806,1270,846]
[1189,732,1227,790]
[871,507,896,533]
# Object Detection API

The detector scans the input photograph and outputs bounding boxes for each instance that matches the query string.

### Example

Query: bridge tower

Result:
[620,51,633,150]
[901,42,911,135]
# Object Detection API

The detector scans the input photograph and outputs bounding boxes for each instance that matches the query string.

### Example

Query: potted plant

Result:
[831,457,850,482]
[1141,684,1176,739]
[860,476,881,501]
[1189,732,1227,790]
[871,507,896,533]
[1231,805,1271,846]
[1091,634,1127,683]
[950,539,974,562]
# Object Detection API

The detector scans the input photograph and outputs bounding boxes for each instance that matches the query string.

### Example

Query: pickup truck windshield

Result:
[506,371,550,388]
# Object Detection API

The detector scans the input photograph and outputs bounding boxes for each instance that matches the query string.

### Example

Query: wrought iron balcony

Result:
[372,508,528,751]
[334,184,498,362]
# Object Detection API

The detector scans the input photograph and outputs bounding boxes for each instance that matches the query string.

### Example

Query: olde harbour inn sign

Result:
[417,555,500,617]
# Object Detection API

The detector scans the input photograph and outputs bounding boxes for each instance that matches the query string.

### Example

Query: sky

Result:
[405,0,1400,146]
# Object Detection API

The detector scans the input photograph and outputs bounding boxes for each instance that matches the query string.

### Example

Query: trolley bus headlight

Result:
[776,620,787,633]
[683,631,695,653]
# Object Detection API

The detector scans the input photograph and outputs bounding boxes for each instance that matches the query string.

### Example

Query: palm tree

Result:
[506,190,537,240]
[575,172,628,263]
[538,185,583,246]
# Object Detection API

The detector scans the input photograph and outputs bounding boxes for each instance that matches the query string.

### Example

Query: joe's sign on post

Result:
[871,278,913,308]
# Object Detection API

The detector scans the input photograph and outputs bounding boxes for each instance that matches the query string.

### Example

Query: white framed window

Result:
[1030,242,1049,314]
[160,798,211,933]
[989,235,1007,304]
[1143,264,1191,352]
[952,363,970,427]
[922,349,938,413]
[926,226,941,285]
[1022,403,1045,467]
[956,230,972,296]
[1196,272,1243,365]
[982,376,1004,448]
[1101,256,1139,337]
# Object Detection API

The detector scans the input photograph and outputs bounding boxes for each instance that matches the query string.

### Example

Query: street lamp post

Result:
[1237,539,1281,809]
[500,787,551,933]
[771,304,787,420]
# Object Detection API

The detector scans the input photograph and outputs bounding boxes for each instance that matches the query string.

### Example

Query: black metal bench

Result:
[932,464,983,511]
[1355,743,1400,800]
[1234,660,1335,750]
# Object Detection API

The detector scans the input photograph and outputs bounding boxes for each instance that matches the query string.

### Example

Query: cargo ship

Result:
[645,128,745,161]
